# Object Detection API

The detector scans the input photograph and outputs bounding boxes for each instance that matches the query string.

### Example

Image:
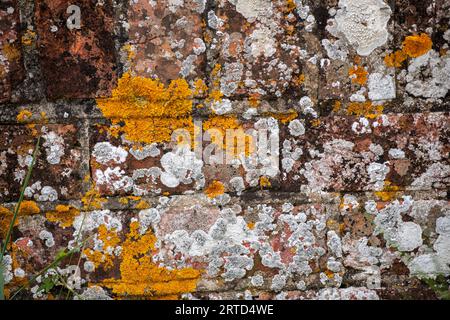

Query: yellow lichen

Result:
[0,201,40,238]
[45,205,80,229]
[374,181,400,201]
[248,93,261,107]
[21,30,36,46]
[18,200,40,215]
[2,43,20,62]
[205,180,225,199]
[135,200,150,210]
[102,221,200,298]
[348,65,368,85]
[16,110,32,123]
[384,50,408,68]
[259,176,271,189]
[346,102,383,119]
[193,79,208,96]
[402,33,433,58]
[96,72,194,145]
[203,115,254,157]
[84,225,121,271]
[81,186,106,210]
[265,111,299,124]
[332,101,342,113]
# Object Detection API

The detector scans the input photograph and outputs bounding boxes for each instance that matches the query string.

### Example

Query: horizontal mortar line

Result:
[0,189,447,210]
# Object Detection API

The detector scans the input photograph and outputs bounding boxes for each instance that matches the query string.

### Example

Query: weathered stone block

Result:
[35,0,117,99]
[126,0,206,83]
[0,0,24,103]
[0,124,83,202]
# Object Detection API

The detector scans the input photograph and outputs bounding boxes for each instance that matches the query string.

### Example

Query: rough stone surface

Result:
[0,0,449,301]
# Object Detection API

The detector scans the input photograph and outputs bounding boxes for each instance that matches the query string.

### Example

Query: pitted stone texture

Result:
[0,0,24,103]
[0,124,83,202]
[206,0,320,101]
[90,125,204,197]
[394,0,436,48]
[90,117,282,197]
[127,0,206,83]
[281,112,450,193]
[317,1,395,102]
[35,0,117,99]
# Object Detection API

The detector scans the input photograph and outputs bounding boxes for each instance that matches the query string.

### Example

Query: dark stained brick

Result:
[0,0,24,103]
[35,0,117,99]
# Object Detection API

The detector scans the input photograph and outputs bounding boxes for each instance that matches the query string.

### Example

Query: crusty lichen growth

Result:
[45,205,80,229]
[205,180,225,199]
[348,65,368,85]
[384,50,408,68]
[102,221,200,299]
[84,225,121,271]
[347,102,383,119]
[96,72,194,144]
[0,201,40,238]
[402,33,433,58]
[384,33,433,67]
[203,115,254,157]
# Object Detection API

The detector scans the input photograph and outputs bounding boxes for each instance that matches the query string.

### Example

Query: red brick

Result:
[35,0,117,99]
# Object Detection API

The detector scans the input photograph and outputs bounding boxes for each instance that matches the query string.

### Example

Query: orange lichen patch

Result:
[45,205,80,229]
[265,111,299,124]
[384,50,408,68]
[374,181,400,201]
[248,93,261,107]
[21,30,36,46]
[0,202,40,238]
[102,221,201,298]
[203,115,254,157]
[118,196,142,205]
[284,0,297,13]
[259,176,271,189]
[247,221,255,230]
[84,224,121,271]
[0,206,13,237]
[81,186,106,210]
[347,102,383,119]
[2,43,20,62]
[18,200,40,215]
[402,33,433,58]
[135,200,150,210]
[205,181,225,199]
[325,269,335,279]
[16,109,32,123]
[292,74,305,86]
[348,65,368,85]
[193,79,208,96]
[310,119,321,127]
[96,72,194,145]
[209,90,223,103]
[332,101,342,113]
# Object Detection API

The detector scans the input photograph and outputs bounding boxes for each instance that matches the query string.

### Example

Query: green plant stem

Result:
[9,235,92,300]
[0,136,40,300]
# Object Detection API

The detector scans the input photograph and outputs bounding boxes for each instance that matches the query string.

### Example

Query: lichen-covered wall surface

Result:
[0,0,449,300]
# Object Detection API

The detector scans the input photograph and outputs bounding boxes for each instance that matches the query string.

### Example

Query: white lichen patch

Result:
[329,0,392,56]
[405,51,450,99]
[368,73,396,101]
[160,145,204,189]
[93,142,128,164]
[42,131,65,164]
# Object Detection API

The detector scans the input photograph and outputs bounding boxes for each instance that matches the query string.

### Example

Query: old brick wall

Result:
[0,0,449,300]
